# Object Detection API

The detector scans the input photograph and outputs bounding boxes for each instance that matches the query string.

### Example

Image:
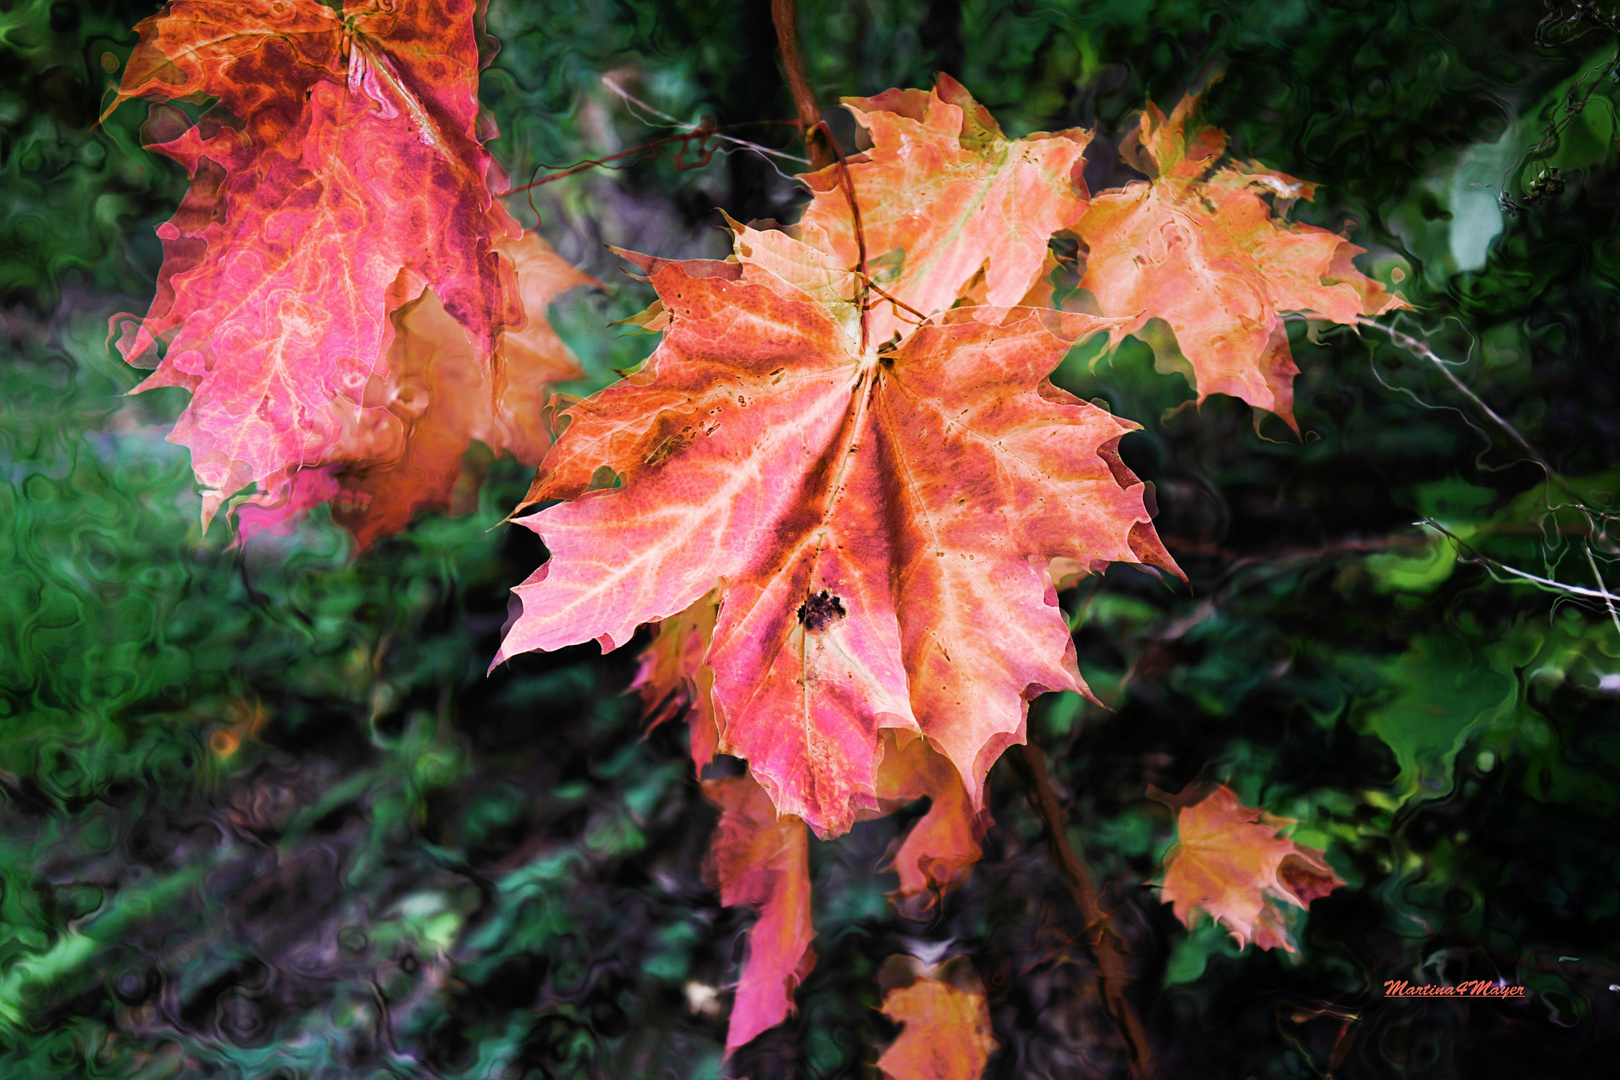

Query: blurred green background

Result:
[3,0,1620,1076]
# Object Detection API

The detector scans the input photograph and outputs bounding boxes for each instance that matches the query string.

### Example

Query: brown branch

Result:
[771,0,837,171]
[1010,743,1156,1080]
[814,123,871,350]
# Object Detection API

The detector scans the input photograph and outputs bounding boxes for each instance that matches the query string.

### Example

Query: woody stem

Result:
[770,0,837,170]
[1010,743,1156,1080]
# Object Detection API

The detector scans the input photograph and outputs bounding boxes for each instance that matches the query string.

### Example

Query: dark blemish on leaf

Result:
[645,419,718,466]
[797,590,847,632]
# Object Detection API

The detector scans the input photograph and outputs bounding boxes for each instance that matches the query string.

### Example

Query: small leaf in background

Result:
[1076,92,1406,427]
[1155,783,1343,952]
[876,955,997,1080]
[1357,633,1520,806]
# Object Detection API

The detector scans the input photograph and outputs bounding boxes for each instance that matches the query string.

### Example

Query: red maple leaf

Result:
[110,0,533,528]
[495,230,1171,839]
[704,774,814,1054]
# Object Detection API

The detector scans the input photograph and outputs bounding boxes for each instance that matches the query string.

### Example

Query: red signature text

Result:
[1384,980,1526,998]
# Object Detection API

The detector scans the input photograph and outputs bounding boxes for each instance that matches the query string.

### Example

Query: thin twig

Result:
[1583,542,1620,639]
[859,272,929,326]
[1421,519,1618,601]
[496,129,718,197]
[771,0,837,171]
[1354,317,1620,644]
[1010,743,1156,1080]
[1354,316,1543,463]
[808,119,871,351]
[601,77,810,168]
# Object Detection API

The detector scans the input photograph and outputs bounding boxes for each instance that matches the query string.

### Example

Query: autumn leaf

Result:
[234,232,593,547]
[1155,783,1344,951]
[704,773,814,1054]
[876,956,997,1080]
[110,0,527,526]
[495,229,1173,839]
[1075,93,1405,427]
[630,588,720,770]
[634,609,981,909]
[872,731,986,914]
[797,75,1093,346]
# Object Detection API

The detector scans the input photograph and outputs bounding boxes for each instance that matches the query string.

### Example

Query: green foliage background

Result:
[2,0,1619,1076]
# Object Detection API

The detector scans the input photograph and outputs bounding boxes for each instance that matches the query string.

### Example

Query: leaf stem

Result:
[1010,743,1156,1080]
[771,0,837,171]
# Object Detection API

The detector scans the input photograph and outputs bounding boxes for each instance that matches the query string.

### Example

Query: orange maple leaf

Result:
[495,229,1172,839]
[1075,93,1405,428]
[798,75,1092,346]
[704,773,815,1054]
[1156,783,1344,952]
[109,0,549,531]
[876,957,998,1080]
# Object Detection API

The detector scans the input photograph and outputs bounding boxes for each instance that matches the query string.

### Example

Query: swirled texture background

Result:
[3,0,1620,1076]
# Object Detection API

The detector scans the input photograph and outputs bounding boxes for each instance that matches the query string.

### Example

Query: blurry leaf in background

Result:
[875,955,996,1080]
[105,0,574,541]
[1154,782,1344,952]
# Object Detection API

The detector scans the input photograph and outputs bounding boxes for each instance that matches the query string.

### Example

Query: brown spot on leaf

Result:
[796,589,847,632]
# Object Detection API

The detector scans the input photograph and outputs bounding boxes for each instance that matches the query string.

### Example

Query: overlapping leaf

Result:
[235,232,592,546]
[110,0,555,532]
[1075,93,1405,426]
[704,774,814,1054]
[798,75,1092,346]
[1156,783,1344,951]
[872,731,986,913]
